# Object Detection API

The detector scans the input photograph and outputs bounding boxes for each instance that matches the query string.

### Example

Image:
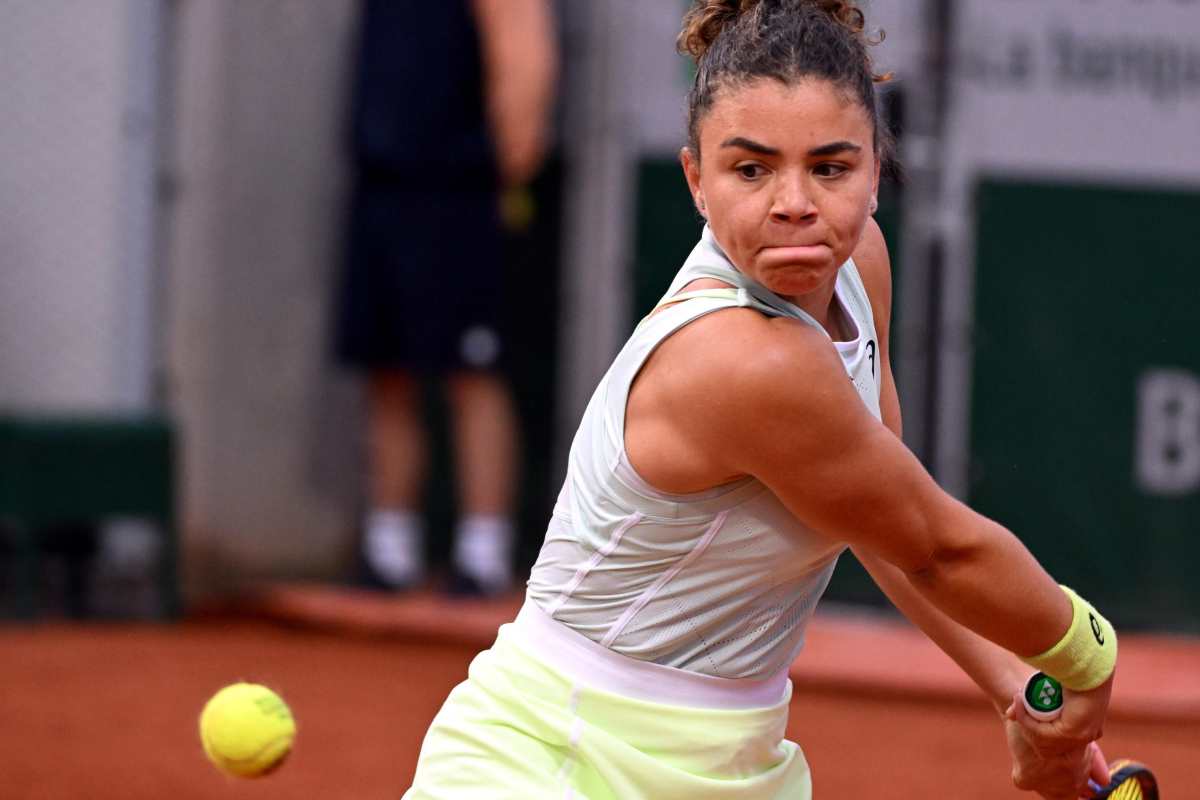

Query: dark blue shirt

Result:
[349,0,495,186]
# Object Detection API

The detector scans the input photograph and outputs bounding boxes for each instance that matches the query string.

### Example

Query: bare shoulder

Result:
[655,308,858,453]
[659,305,843,403]
[627,305,854,491]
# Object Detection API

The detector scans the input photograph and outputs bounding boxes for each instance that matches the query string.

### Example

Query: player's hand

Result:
[1006,674,1113,755]
[1004,719,1109,799]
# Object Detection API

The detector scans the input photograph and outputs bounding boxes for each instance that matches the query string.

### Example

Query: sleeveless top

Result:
[526,226,883,681]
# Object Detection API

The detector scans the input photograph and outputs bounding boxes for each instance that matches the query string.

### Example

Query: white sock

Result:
[363,509,424,587]
[453,514,514,591]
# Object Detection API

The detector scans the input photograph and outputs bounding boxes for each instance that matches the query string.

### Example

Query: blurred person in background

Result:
[335,0,558,595]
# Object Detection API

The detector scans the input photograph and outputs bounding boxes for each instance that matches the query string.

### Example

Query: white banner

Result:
[935,0,1200,497]
[949,0,1200,184]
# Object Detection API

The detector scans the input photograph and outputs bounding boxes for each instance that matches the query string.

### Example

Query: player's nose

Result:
[769,174,816,222]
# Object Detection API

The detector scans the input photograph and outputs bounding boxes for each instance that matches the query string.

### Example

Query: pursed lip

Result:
[757,243,830,257]
[758,240,828,251]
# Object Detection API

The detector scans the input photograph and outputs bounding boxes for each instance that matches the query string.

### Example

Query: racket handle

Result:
[1022,671,1065,721]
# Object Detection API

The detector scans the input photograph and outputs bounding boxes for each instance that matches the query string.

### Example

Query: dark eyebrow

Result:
[807,140,862,157]
[720,137,862,158]
[720,136,780,156]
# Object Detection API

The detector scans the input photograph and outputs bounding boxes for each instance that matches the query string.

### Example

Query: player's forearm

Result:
[854,547,1027,714]
[472,0,558,185]
[905,504,1074,661]
[485,78,555,184]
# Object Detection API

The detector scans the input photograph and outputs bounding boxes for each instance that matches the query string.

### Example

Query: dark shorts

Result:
[335,176,506,373]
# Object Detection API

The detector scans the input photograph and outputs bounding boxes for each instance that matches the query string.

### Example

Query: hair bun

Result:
[677,0,866,62]
[808,0,865,36]
[677,1,756,62]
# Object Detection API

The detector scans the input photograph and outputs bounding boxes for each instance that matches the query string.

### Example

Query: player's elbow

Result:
[900,507,990,585]
[904,538,985,587]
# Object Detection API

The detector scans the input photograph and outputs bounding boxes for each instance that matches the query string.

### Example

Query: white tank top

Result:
[526,226,883,680]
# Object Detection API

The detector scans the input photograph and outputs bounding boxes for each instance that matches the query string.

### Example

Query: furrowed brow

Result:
[720,136,781,157]
[807,141,862,157]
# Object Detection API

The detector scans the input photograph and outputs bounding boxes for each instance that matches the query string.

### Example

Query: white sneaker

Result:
[361,510,424,589]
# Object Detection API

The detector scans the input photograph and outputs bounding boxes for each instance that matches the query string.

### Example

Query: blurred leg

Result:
[368,370,427,509]
[446,371,517,515]
[362,370,427,587]
[446,371,519,592]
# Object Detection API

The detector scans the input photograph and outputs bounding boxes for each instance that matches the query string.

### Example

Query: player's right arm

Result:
[691,322,1073,661]
[847,224,1113,799]
[857,219,1113,736]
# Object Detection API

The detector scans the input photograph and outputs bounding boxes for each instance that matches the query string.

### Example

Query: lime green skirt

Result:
[404,602,811,799]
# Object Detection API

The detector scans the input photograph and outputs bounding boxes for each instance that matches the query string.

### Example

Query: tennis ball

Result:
[199,682,296,778]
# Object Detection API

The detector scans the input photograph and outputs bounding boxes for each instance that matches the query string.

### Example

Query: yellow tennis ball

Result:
[199,682,296,778]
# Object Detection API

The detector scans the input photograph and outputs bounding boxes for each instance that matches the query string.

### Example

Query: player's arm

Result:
[848,220,1027,712]
[680,219,1102,684]
[848,223,1113,798]
[705,325,1071,662]
[471,0,558,186]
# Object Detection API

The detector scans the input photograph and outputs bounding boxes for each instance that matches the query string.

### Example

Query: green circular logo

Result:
[1025,674,1063,713]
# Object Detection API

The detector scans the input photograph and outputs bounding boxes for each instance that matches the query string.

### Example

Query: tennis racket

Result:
[1023,673,1160,800]
[1093,759,1158,800]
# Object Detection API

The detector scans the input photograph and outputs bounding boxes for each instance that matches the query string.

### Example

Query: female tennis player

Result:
[404,2,1118,798]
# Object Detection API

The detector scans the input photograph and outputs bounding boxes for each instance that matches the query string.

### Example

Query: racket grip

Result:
[1022,672,1065,721]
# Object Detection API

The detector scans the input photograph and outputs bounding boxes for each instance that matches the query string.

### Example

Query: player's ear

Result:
[869,154,881,216]
[680,146,706,219]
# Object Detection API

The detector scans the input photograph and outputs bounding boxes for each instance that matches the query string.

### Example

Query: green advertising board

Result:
[969,179,1200,632]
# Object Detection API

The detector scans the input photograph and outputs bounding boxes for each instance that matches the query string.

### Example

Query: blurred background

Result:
[1,0,1198,628]
[2,2,1198,797]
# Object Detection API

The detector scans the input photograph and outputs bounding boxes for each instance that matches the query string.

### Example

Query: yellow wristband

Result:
[1021,586,1117,691]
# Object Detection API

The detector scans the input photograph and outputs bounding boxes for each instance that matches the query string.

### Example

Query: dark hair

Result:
[678,0,893,162]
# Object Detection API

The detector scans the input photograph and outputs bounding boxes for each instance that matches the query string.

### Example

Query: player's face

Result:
[682,77,879,301]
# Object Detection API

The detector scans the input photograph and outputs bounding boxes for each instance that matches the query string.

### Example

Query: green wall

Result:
[969,179,1200,631]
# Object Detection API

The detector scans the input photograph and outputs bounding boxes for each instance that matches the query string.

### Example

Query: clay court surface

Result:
[2,587,1196,799]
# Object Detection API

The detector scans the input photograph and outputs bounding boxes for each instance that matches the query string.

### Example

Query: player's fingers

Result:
[1087,742,1109,785]
[1070,742,1101,799]
[1013,752,1078,797]
[1054,706,1104,745]
[1009,691,1027,722]
[1020,704,1096,754]
[1016,716,1088,755]
[1060,686,1109,743]
[1010,690,1074,751]
[1011,751,1052,791]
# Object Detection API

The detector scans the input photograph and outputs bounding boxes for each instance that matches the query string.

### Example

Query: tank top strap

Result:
[655,287,740,309]
[605,291,746,451]
[635,288,741,332]
[833,258,875,333]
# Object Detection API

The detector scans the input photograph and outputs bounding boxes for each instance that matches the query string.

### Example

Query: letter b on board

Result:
[1136,368,1200,496]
